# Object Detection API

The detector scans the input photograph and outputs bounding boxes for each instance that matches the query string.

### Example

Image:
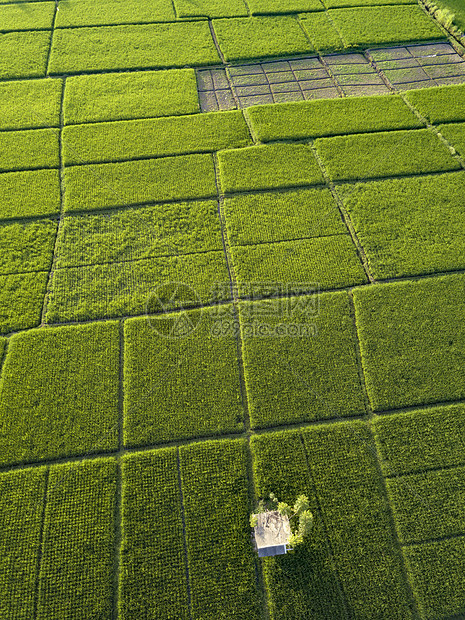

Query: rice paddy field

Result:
[1,0,465,618]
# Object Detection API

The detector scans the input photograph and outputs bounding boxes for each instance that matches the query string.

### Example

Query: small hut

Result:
[253,510,292,558]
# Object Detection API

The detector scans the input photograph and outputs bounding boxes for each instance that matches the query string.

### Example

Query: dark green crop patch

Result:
[353,274,465,411]
[439,121,465,158]
[180,439,261,619]
[212,16,313,62]
[175,0,248,18]
[0,78,62,131]
[323,0,414,7]
[387,467,465,543]
[0,2,55,30]
[248,0,324,14]
[49,22,220,74]
[62,110,252,164]
[246,94,421,142]
[37,459,116,620]
[315,128,460,181]
[231,235,367,295]
[0,466,47,620]
[373,404,465,475]
[0,321,120,465]
[64,69,199,125]
[218,143,324,193]
[0,169,61,221]
[0,128,59,172]
[55,201,223,268]
[0,31,50,80]
[240,290,366,428]
[63,154,217,213]
[124,307,244,446]
[45,251,230,323]
[405,84,465,124]
[55,0,175,27]
[120,448,189,619]
[0,271,48,333]
[223,187,345,245]
[0,219,57,275]
[343,171,465,278]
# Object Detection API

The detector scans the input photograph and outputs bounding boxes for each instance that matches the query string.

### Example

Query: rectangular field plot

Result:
[405,83,465,123]
[246,94,421,142]
[240,290,366,428]
[438,121,465,158]
[212,16,313,62]
[55,201,223,268]
[403,537,465,619]
[0,467,47,620]
[0,270,48,333]
[0,78,61,130]
[387,467,465,543]
[0,31,50,80]
[55,0,175,27]
[373,403,465,475]
[62,110,251,164]
[231,236,367,295]
[124,307,244,446]
[223,188,345,245]
[0,322,119,465]
[0,169,60,221]
[248,0,324,13]
[323,0,414,6]
[299,12,346,52]
[64,69,199,125]
[37,459,116,620]
[120,448,189,619]
[49,22,220,74]
[175,0,248,18]
[353,274,465,411]
[0,2,55,30]
[0,128,59,173]
[343,171,465,278]
[218,143,324,193]
[45,251,230,323]
[179,439,261,619]
[315,128,460,181]
[63,154,217,213]
[0,219,57,275]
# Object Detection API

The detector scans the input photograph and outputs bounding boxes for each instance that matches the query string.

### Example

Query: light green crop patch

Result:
[63,154,217,213]
[120,448,189,619]
[387,467,465,544]
[0,31,50,80]
[405,84,465,124]
[343,171,465,278]
[55,201,223,268]
[55,0,175,27]
[439,121,465,158]
[0,2,55,30]
[0,467,47,620]
[372,403,465,475]
[180,439,261,619]
[315,128,460,181]
[0,271,48,333]
[124,307,244,446]
[218,143,324,193]
[175,0,248,18]
[0,169,61,221]
[0,78,61,131]
[64,69,199,125]
[37,459,116,620]
[299,11,346,52]
[0,128,59,173]
[224,187,345,245]
[62,110,252,164]
[240,290,366,428]
[45,251,230,323]
[0,219,57,275]
[353,274,465,411]
[0,321,120,465]
[248,0,324,14]
[49,22,220,74]
[231,236,367,295]
[246,94,421,141]
[329,5,445,47]
[302,422,414,618]
[323,0,414,6]
[212,16,314,62]
[403,538,465,619]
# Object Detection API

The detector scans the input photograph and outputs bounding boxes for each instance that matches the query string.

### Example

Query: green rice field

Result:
[1,0,465,617]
